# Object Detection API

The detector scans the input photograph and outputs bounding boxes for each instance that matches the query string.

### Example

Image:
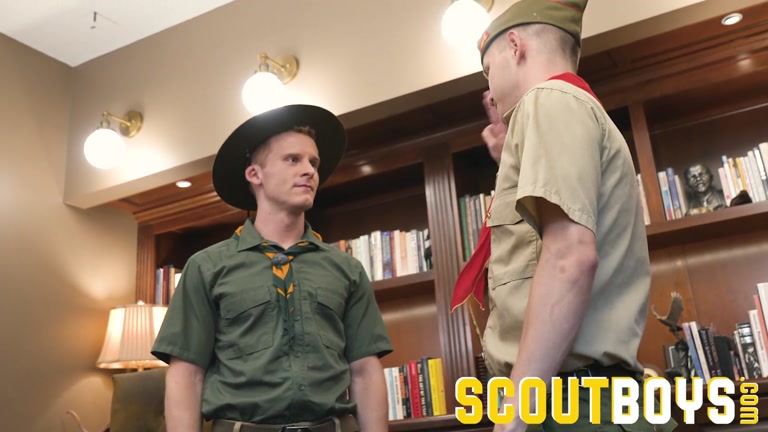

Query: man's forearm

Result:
[350,361,388,432]
[512,249,595,381]
[165,359,205,432]
[502,242,597,426]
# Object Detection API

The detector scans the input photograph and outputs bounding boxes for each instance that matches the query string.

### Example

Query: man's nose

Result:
[301,161,317,176]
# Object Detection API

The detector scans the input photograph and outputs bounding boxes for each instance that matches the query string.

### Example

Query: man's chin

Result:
[290,198,314,213]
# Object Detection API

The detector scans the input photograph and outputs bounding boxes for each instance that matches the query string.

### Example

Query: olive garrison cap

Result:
[478,0,588,60]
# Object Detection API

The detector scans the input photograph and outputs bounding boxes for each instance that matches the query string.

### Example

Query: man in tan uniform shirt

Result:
[456,1,678,431]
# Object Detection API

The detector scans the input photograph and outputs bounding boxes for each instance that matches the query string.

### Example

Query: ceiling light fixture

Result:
[721,12,743,26]
[242,52,299,116]
[175,180,192,188]
[441,0,494,50]
[83,110,143,169]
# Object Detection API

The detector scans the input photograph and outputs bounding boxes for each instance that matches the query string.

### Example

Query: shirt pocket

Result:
[313,289,347,355]
[218,286,275,359]
[486,188,538,290]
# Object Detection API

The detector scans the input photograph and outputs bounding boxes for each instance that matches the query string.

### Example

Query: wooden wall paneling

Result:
[640,245,697,373]
[378,292,442,370]
[324,120,485,190]
[424,144,475,412]
[592,18,768,110]
[683,229,768,336]
[134,191,236,230]
[136,224,156,303]
[643,70,768,134]
[629,103,666,224]
[649,104,768,180]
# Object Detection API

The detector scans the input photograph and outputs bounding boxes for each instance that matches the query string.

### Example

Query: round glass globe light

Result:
[83,128,126,169]
[441,0,491,50]
[242,71,288,116]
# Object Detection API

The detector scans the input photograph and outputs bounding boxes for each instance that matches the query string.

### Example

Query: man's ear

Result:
[245,163,264,186]
[506,30,524,63]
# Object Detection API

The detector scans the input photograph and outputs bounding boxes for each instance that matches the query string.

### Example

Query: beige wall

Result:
[62,0,766,209]
[0,34,137,432]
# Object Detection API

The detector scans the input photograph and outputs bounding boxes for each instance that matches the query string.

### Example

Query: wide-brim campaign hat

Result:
[212,104,347,211]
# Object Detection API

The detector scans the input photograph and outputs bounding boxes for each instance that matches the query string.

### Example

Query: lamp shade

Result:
[242,71,289,115]
[442,0,491,50]
[96,301,168,370]
[84,128,126,169]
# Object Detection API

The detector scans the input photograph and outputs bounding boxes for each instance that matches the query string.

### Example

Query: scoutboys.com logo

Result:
[454,376,759,425]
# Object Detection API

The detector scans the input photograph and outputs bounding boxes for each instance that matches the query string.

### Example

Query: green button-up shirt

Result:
[151,219,393,424]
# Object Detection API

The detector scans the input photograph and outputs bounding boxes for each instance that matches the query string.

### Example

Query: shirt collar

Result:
[234,218,329,252]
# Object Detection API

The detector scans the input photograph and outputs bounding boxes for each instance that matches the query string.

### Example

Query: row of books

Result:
[383,357,447,421]
[740,282,768,379]
[655,168,690,221]
[637,143,768,223]
[671,282,768,382]
[719,144,768,205]
[330,228,432,282]
[674,320,741,382]
[458,192,493,261]
[154,265,181,306]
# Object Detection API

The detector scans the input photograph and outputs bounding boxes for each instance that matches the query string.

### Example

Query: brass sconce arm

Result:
[99,110,144,138]
[257,52,299,84]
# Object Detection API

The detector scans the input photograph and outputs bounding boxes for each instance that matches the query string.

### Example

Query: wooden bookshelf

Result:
[109,4,768,430]
[373,269,435,300]
[646,200,768,250]
[389,413,492,432]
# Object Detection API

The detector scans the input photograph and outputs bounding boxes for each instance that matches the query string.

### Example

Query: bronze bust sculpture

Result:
[684,163,727,215]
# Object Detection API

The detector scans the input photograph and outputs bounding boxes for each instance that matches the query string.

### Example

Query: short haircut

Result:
[250,126,316,165]
[515,23,581,71]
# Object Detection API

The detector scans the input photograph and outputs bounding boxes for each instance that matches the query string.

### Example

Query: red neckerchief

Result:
[450,73,600,312]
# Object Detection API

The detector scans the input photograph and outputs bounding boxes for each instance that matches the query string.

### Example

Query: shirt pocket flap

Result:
[486,189,523,227]
[317,290,346,319]
[220,288,271,318]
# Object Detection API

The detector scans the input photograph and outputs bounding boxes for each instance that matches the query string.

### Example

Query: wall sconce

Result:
[441,0,493,50]
[242,52,299,116]
[83,110,143,170]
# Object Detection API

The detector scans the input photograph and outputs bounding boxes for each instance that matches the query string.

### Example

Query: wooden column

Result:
[135,224,155,303]
[423,145,475,412]
[630,103,666,224]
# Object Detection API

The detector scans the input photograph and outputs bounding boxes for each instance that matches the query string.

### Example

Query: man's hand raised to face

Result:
[481,91,506,164]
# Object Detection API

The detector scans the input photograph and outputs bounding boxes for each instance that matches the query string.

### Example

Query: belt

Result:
[211,414,358,432]
[557,363,643,380]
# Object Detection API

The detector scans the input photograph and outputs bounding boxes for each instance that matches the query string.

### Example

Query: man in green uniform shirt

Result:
[151,105,393,432]
[452,1,678,431]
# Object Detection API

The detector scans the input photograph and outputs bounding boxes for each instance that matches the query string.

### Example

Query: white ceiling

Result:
[0,0,235,67]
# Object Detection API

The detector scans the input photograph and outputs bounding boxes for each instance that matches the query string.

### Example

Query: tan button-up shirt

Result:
[482,78,651,377]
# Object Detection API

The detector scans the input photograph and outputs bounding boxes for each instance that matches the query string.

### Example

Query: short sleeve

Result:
[513,87,604,236]
[151,253,217,369]
[343,263,393,363]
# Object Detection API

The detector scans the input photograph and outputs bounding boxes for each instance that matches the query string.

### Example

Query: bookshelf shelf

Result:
[389,414,492,432]
[373,269,435,300]
[646,200,768,250]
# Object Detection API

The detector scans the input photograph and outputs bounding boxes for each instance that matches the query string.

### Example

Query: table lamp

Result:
[96,301,168,371]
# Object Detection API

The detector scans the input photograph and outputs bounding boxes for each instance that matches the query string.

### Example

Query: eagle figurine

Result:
[652,291,684,334]
[652,291,692,380]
